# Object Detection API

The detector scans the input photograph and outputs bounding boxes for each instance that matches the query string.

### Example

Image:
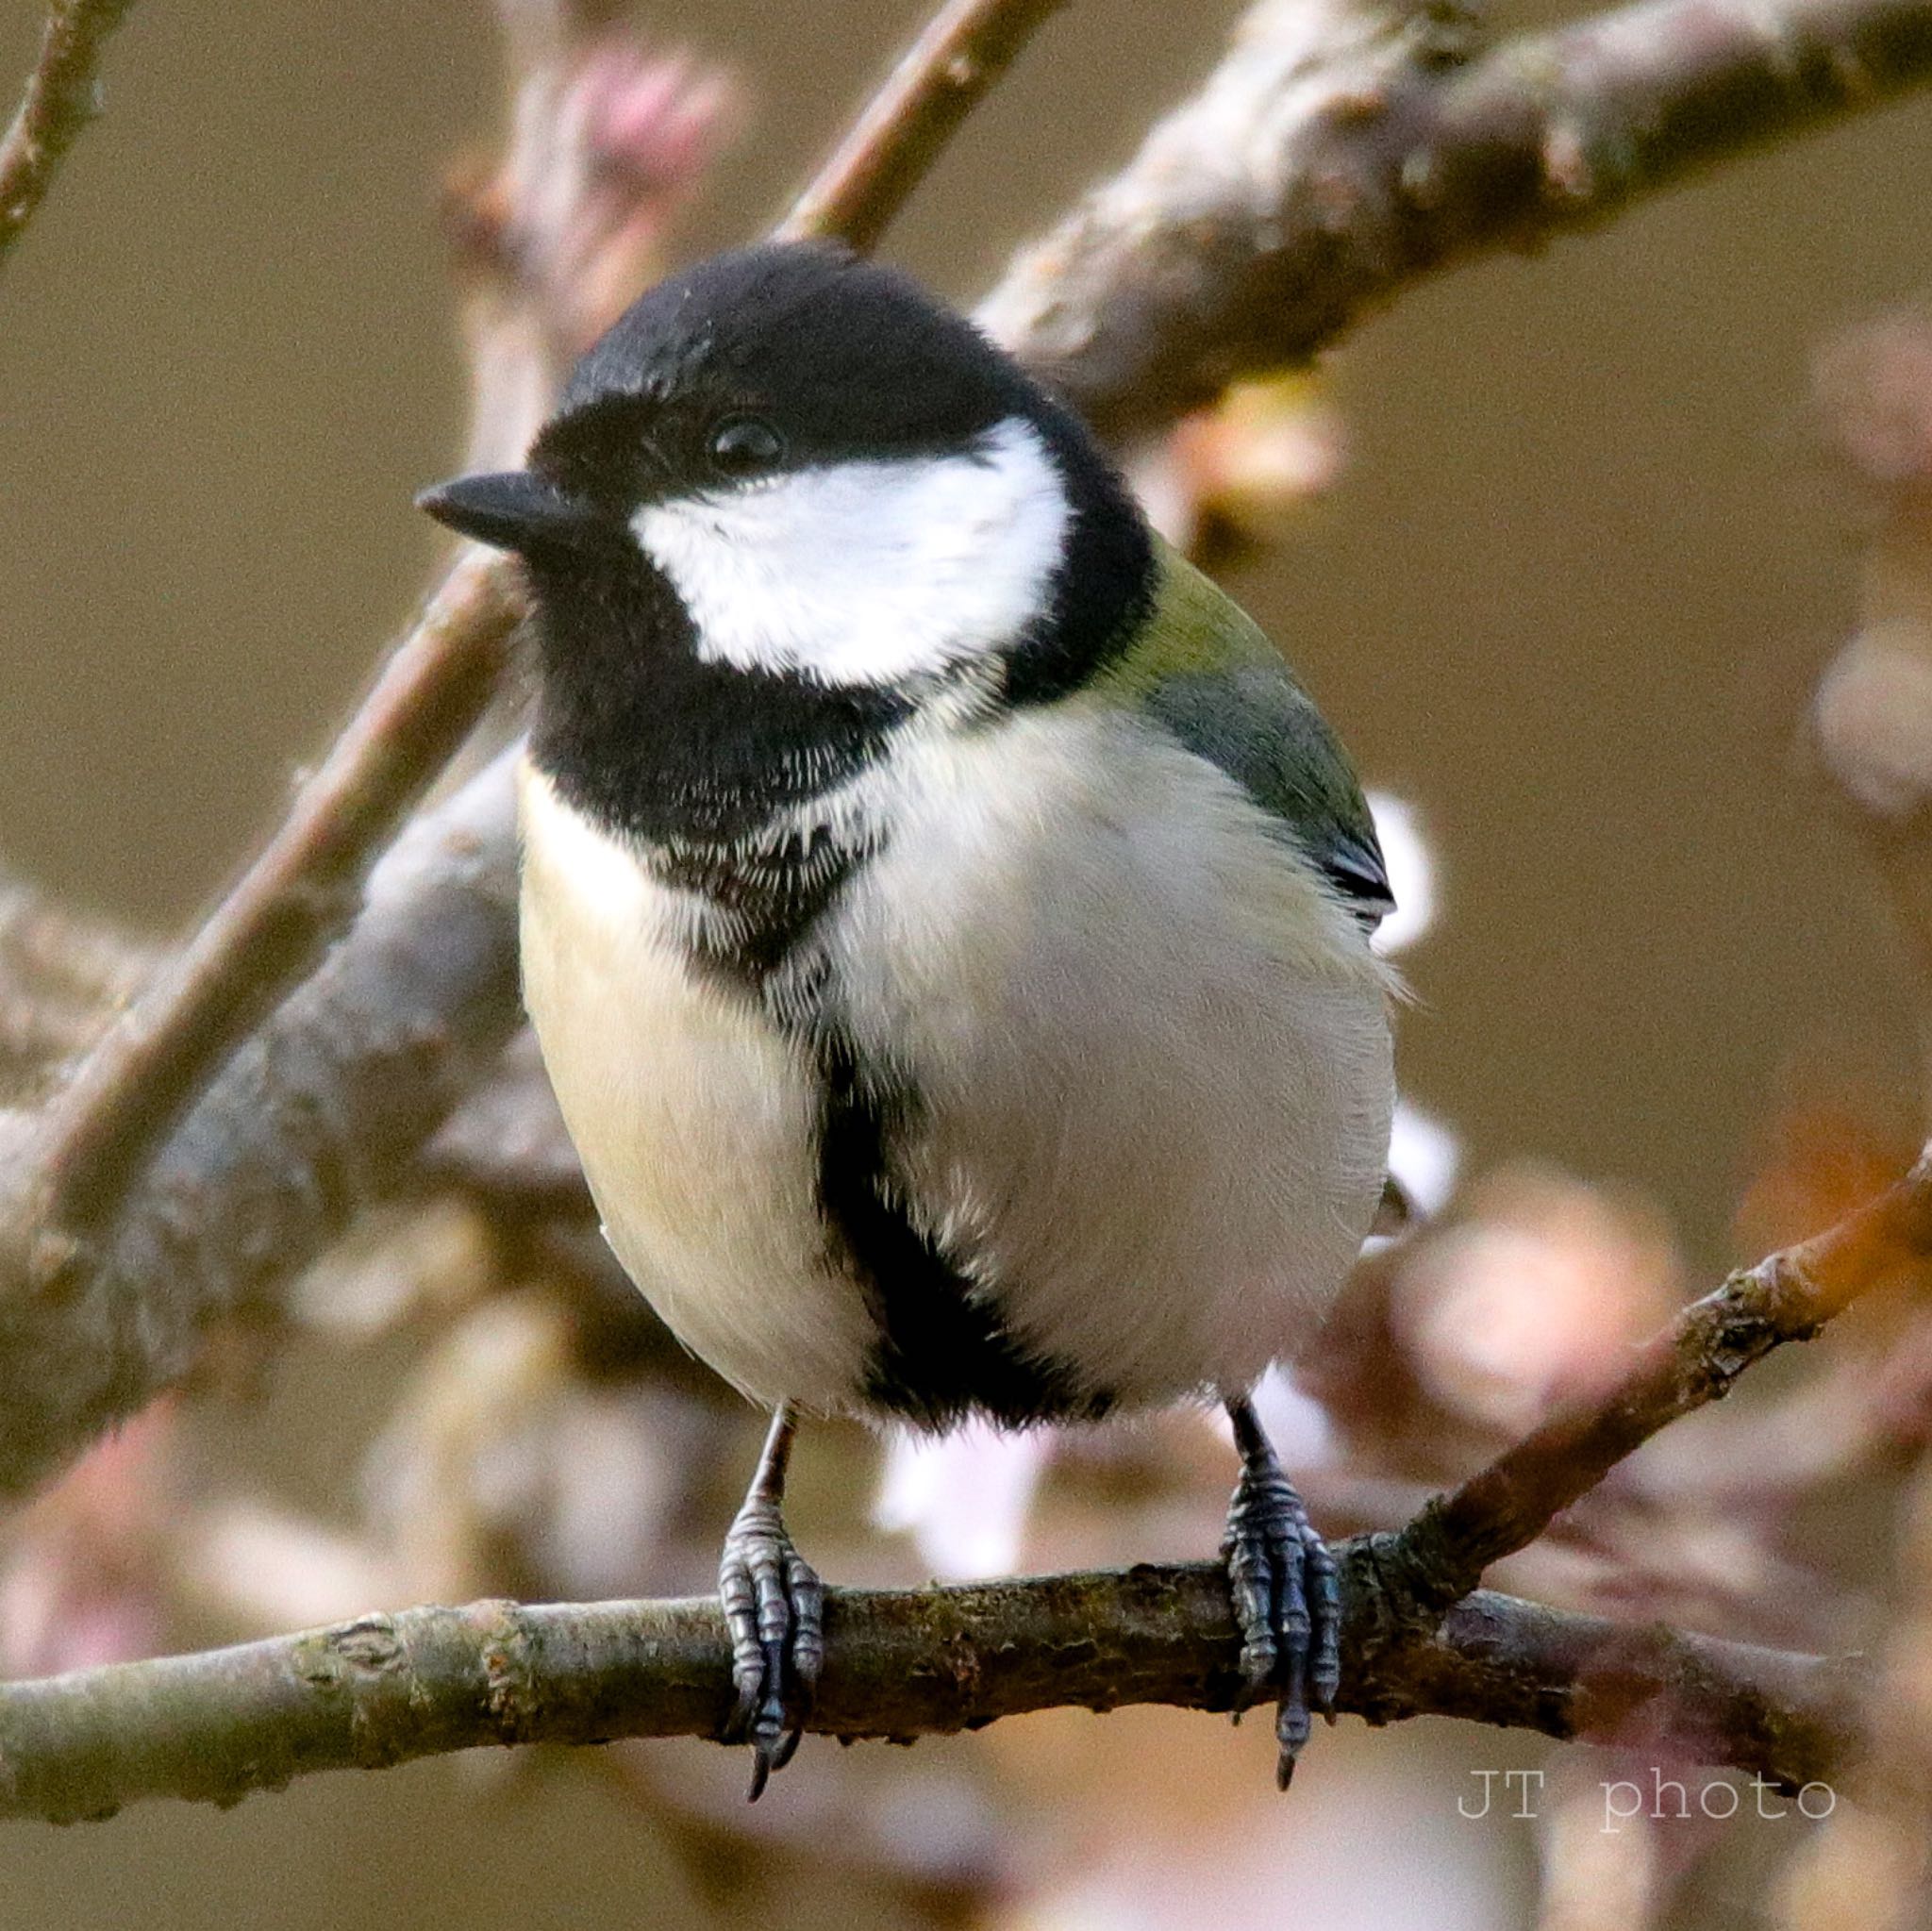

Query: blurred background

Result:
[4,0,1932,1924]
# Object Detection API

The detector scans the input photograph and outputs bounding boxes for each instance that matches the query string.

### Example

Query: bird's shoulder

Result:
[1085,539,1393,929]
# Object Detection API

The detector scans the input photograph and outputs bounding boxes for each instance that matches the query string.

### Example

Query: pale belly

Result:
[821,707,1395,1407]
[516,707,1394,1419]
[518,761,877,1412]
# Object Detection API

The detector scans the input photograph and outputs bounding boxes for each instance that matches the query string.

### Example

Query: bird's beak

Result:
[416,469,605,555]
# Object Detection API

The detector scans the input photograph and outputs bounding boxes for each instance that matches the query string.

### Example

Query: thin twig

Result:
[980,0,1932,440]
[1376,1149,1932,1614]
[777,0,1067,251]
[0,0,138,278]
[0,1566,1852,1825]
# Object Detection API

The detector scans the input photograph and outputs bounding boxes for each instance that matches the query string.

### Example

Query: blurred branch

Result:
[0,0,138,279]
[1780,1451,1932,1926]
[1761,305,1932,1931]
[0,754,523,1499]
[1,0,649,1254]
[777,0,1066,250]
[0,1565,1851,1825]
[13,557,523,1247]
[419,1028,588,1209]
[1373,1148,1932,1616]
[446,32,738,458]
[1811,308,1932,1115]
[0,875,156,1094]
[0,878,155,1010]
[980,0,1932,440]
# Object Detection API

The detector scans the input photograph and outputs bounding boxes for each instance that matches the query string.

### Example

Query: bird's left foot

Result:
[1222,1396,1341,1790]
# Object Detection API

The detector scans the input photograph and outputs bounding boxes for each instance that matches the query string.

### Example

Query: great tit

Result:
[420,240,1396,1798]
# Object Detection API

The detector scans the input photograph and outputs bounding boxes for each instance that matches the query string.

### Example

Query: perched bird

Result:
[420,241,1396,1797]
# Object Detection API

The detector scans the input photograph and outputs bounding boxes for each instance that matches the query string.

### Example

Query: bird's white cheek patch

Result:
[630,415,1070,687]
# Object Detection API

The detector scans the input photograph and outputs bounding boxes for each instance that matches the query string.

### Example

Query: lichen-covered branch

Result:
[1376,1148,1932,1614]
[0,1563,1852,1825]
[979,0,1932,440]
[0,0,139,278]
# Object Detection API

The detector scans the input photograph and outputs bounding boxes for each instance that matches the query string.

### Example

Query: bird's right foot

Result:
[718,1407,822,1800]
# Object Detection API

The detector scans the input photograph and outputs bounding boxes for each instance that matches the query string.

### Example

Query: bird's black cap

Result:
[545,239,1028,470]
[419,241,1050,537]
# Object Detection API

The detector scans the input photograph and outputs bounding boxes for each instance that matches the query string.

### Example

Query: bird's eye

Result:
[708,415,785,476]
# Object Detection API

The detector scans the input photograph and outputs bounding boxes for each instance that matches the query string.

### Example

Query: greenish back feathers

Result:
[1092,540,1393,928]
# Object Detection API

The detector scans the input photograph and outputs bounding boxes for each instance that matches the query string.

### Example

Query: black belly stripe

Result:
[812,1030,1115,1431]
[650,813,1113,1428]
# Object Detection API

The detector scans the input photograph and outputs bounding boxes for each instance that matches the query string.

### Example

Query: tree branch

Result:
[0,0,138,279]
[1374,1147,1932,1615]
[5,1139,1898,1803]
[978,0,1932,440]
[16,558,523,1246]
[777,0,1067,250]
[0,754,525,1499]
[0,0,1917,1822]
[0,1565,1853,1825]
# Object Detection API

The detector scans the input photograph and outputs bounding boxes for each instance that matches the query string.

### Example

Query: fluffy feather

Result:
[518,762,879,1411]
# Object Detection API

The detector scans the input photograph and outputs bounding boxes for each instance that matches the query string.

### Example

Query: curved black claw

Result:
[1221,1453,1341,1790]
[719,1497,823,1801]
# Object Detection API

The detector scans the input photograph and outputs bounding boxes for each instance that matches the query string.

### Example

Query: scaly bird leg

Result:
[1221,1391,1341,1790]
[719,1403,824,1800]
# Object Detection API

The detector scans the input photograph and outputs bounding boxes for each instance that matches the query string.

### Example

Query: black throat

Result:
[525,538,908,852]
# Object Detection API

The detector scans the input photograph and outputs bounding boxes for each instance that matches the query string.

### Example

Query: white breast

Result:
[815,705,1395,1407]
[516,762,877,1411]
[517,710,1394,1423]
